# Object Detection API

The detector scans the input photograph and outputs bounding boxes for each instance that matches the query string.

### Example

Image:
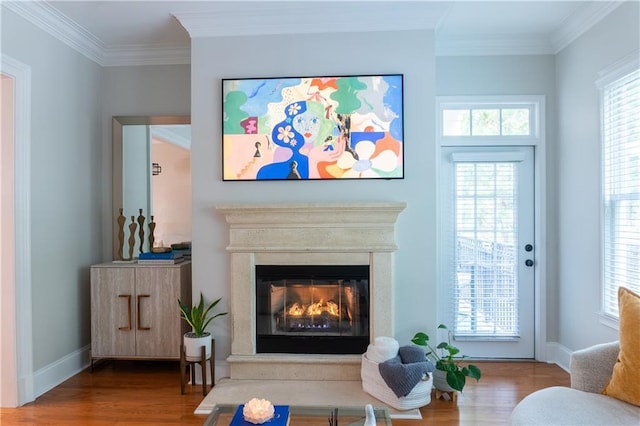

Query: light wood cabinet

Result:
[90,261,191,362]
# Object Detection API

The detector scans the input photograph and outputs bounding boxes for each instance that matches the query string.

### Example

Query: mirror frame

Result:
[112,115,191,259]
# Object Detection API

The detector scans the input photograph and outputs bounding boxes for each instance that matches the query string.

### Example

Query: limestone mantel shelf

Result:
[217,202,406,215]
[217,202,406,381]
[217,202,406,253]
[217,202,405,225]
[222,245,399,253]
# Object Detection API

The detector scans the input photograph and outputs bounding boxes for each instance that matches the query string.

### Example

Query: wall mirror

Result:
[112,116,191,259]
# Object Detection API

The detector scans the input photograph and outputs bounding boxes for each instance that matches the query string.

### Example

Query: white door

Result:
[440,146,535,359]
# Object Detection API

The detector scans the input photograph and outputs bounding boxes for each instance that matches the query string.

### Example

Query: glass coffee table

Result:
[203,404,392,425]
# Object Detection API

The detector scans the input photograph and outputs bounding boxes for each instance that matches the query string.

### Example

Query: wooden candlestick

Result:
[127,216,137,260]
[116,208,126,260]
[137,209,145,254]
[148,215,156,249]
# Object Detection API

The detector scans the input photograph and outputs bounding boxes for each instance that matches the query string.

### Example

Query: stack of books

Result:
[172,248,191,261]
[171,242,192,261]
[137,251,184,265]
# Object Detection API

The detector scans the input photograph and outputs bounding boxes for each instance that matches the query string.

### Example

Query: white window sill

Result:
[598,311,619,331]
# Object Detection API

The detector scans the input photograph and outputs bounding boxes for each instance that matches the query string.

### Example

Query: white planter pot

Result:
[183,332,212,362]
[432,369,456,392]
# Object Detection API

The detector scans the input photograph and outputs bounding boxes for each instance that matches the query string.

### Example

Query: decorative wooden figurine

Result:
[148,215,156,249]
[116,208,126,261]
[137,209,145,254]
[127,216,137,260]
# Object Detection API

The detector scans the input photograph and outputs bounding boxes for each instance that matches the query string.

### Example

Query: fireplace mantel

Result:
[216,202,406,381]
[217,202,406,252]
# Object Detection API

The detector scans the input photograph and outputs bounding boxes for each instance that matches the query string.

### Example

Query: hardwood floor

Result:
[0,360,569,425]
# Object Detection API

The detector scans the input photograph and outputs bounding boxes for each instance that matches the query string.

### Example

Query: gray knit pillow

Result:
[399,345,426,364]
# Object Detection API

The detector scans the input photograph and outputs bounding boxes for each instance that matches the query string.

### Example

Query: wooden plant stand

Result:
[180,338,215,396]
[435,388,458,402]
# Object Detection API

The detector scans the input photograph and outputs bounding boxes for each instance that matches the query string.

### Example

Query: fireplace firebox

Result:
[256,265,370,354]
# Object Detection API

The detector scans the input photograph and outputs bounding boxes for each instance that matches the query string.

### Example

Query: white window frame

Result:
[596,51,640,327]
[436,95,547,360]
[437,95,542,145]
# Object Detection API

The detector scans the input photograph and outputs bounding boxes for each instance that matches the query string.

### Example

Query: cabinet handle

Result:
[137,294,151,331]
[118,294,132,331]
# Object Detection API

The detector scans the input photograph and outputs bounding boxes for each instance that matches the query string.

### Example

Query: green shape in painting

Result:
[223,91,249,134]
[331,77,367,114]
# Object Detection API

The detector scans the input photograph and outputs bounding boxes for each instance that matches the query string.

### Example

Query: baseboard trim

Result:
[34,345,90,398]
[545,342,572,373]
[31,344,572,396]
[34,347,232,392]
[215,359,230,384]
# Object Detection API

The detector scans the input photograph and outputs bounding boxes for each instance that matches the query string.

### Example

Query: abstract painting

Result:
[222,74,404,181]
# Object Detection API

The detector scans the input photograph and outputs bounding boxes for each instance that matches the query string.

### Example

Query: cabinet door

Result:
[135,267,182,358]
[91,267,136,357]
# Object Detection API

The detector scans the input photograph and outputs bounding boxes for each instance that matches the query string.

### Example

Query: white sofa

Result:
[510,341,640,425]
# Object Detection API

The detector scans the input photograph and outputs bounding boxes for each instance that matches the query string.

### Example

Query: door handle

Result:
[118,294,132,330]
[137,294,151,330]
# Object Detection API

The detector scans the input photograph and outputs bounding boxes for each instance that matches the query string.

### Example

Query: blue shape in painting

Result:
[257,101,310,180]
[233,78,301,117]
[382,75,403,142]
[351,131,385,148]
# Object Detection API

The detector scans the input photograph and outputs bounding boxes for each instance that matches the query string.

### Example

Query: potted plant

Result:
[178,292,228,361]
[411,324,482,393]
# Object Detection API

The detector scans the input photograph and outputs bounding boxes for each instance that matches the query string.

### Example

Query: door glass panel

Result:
[453,161,518,338]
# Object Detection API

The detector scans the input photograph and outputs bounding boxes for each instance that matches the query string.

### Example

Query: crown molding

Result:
[551,1,625,54]
[3,0,630,65]
[3,1,104,64]
[436,35,554,57]
[3,1,190,66]
[173,2,447,38]
[435,1,625,57]
[102,45,191,67]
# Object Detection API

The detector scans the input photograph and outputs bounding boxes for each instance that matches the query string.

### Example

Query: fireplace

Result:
[256,265,370,354]
[217,202,405,381]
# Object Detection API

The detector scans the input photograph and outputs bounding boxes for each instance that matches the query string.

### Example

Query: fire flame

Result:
[287,299,340,317]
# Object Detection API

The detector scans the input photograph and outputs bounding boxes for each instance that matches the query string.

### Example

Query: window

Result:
[599,58,640,319]
[442,105,532,137]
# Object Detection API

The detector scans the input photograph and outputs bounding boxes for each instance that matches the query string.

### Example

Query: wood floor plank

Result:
[0,360,569,425]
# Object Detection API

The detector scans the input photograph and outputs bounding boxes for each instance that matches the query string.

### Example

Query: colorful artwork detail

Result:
[222,74,404,181]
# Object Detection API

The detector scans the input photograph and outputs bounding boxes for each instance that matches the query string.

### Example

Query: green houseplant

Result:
[178,292,228,361]
[411,324,482,392]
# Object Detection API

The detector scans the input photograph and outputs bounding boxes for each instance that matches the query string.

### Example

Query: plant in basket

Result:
[411,324,481,392]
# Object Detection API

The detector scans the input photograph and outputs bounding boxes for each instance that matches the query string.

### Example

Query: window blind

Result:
[453,161,519,338]
[601,68,640,318]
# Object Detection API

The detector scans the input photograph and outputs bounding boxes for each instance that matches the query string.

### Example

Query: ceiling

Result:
[3,1,625,66]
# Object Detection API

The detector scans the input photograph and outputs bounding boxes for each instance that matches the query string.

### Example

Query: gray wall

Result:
[190,30,438,360]
[436,55,560,342]
[555,1,639,351]
[1,9,103,374]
